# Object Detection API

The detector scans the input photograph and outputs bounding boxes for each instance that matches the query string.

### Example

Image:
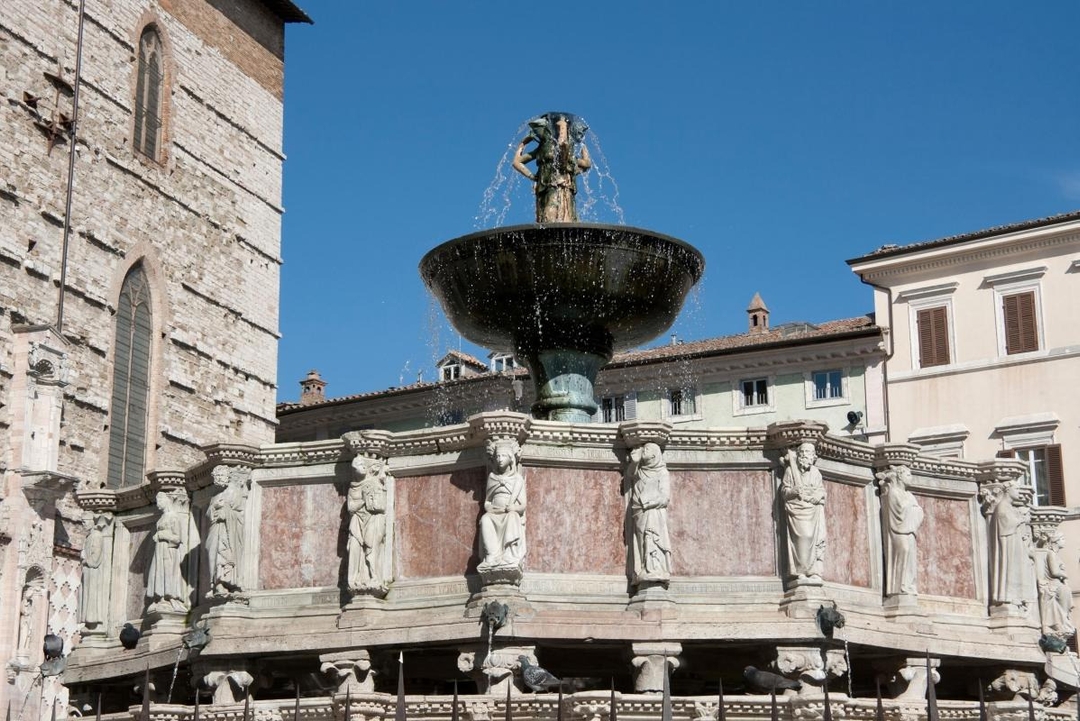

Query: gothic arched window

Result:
[106,265,153,488]
[133,25,164,161]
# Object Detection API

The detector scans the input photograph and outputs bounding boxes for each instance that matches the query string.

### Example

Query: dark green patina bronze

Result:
[422,113,704,422]
[420,223,704,422]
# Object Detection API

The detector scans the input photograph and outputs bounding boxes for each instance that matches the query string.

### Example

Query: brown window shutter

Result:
[996,449,1016,458]
[1046,444,1065,506]
[917,306,950,367]
[1003,291,1038,354]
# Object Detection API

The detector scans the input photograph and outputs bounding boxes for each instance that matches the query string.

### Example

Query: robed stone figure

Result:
[780,442,826,582]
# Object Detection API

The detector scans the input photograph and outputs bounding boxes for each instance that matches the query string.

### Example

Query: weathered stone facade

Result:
[0,0,307,717]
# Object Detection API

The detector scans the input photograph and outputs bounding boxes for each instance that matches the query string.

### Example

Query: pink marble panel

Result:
[126,525,152,620]
[917,495,977,599]
[396,468,485,580]
[669,470,776,577]
[528,468,625,575]
[259,482,343,589]
[822,481,871,588]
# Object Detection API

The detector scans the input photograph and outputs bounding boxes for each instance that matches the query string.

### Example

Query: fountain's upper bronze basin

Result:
[420,223,705,359]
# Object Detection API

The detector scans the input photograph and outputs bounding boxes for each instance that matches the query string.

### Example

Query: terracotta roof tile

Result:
[847,209,1080,265]
[278,316,879,413]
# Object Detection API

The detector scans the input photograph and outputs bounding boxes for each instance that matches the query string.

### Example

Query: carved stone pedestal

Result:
[779,583,828,620]
[775,646,847,695]
[338,594,389,629]
[876,657,939,701]
[627,581,676,621]
[631,642,682,693]
[882,594,923,622]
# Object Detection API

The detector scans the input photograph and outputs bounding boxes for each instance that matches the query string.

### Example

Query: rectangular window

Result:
[1001,445,1065,506]
[812,370,843,400]
[601,396,625,423]
[440,364,460,381]
[741,378,768,407]
[1002,291,1039,354]
[916,306,950,368]
[668,387,696,417]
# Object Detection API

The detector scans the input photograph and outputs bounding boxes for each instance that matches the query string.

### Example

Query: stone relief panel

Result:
[147,490,197,613]
[778,441,827,583]
[527,468,623,575]
[395,468,485,580]
[623,442,672,586]
[207,465,251,597]
[876,466,924,596]
[477,438,527,586]
[346,456,391,597]
[258,482,342,590]
[668,470,775,577]
[821,480,871,588]
[917,495,977,599]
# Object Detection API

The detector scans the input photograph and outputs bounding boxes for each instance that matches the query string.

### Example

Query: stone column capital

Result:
[766,421,828,450]
[775,646,846,694]
[320,650,376,693]
[469,412,531,444]
[619,421,672,449]
[343,429,394,460]
[630,642,682,693]
[873,443,921,469]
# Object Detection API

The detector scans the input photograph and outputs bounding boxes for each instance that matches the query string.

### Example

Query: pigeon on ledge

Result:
[120,623,141,650]
[518,656,563,693]
[744,666,801,693]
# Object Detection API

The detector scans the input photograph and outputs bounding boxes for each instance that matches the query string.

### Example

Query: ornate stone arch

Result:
[129,13,175,166]
[99,246,170,489]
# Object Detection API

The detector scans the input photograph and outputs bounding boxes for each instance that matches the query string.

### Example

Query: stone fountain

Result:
[421,112,704,421]
[64,116,1077,721]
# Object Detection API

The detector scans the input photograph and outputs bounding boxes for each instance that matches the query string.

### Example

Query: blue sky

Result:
[276,2,1080,403]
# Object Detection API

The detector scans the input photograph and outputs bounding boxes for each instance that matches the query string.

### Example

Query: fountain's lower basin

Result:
[420,224,704,421]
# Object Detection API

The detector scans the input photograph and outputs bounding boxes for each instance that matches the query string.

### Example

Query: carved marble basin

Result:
[420,223,704,421]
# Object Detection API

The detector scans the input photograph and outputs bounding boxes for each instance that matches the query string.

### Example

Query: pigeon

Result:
[744,666,801,693]
[120,623,141,650]
[518,656,563,693]
[816,603,845,639]
[43,634,64,660]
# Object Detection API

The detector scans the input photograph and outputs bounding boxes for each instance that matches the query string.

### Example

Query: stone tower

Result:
[0,1,309,717]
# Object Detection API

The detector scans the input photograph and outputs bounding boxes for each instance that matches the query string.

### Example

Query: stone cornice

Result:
[851,228,1080,283]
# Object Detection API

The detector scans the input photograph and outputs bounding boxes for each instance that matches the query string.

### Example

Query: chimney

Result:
[747,293,769,334]
[299,369,327,405]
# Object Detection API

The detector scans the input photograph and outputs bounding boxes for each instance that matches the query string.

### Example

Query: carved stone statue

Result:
[876,465,924,596]
[1032,529,1075,641]
[512,112,592,223]
[347,456,389,596]
[18,585,37,652]
[80,514,111,627]
[207,465,250,596]
[780,442,826,582]
[147,490,193,612]
[624,442,672,585]
[980,481,1036,608]
[477,438,526,583]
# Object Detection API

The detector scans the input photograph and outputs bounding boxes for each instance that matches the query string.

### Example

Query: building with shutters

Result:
[0,1,309,717]
[276,300,886,444]
[848,210,1080,612]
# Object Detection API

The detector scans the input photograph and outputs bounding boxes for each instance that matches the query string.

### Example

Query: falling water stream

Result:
[166,645,184,703]
[843,636,853,698]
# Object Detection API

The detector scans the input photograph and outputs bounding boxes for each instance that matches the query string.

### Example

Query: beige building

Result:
[0,1,308,717]
[848,210,1080,617]
[278,301,886,444]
